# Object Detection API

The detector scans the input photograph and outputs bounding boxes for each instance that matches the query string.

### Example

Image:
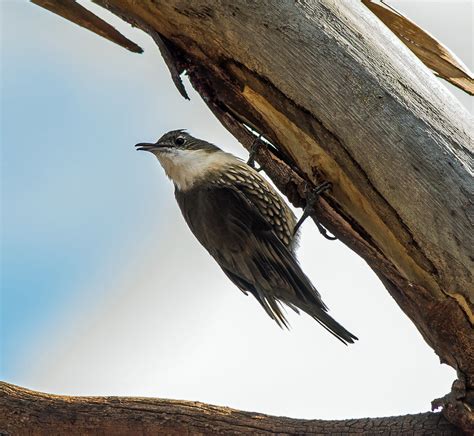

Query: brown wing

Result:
[175,182,357,344]
[217,164,297,250]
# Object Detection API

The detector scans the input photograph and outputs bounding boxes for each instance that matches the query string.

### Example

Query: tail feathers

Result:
[221,264,357,344]
[307,307,358,345]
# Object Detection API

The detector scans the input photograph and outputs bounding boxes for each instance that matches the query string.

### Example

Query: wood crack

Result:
[222,59,440,284]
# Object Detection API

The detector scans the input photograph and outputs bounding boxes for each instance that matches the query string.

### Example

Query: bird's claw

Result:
[293,181,337,240]
[247,135,264,172]
[315,222,338,240]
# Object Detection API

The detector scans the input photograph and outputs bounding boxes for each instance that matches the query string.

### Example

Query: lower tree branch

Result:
[0,382,462,435]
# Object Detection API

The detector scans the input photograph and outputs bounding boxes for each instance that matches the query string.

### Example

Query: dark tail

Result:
[306,306,358,345]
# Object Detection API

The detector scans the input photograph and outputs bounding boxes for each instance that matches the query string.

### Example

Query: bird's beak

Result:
[135,142,157,152]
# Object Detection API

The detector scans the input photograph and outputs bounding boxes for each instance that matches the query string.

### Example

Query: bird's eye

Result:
[175,136,185,146]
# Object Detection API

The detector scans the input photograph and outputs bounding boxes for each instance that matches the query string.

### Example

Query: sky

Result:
[1,0,472,420]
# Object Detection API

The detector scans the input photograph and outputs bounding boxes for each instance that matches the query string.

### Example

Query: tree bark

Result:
[27,0,474,433]
[0,382,463,435]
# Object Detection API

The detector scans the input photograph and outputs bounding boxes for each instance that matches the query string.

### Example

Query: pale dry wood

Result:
[0,382,463,435]
[362,0,474,95]
[25,0,474,432]
[31,0,142,53]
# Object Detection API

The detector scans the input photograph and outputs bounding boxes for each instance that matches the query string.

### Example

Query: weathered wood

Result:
[31,0,142,53]
[0,382,463,435]
[26,0,474,432]
[362,0,474,94]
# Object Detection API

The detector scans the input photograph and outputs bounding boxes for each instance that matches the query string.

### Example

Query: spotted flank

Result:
[214,163,296,250]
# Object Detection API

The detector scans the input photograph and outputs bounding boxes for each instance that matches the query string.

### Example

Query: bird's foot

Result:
[293,181,337,240]
[247,135,264,172]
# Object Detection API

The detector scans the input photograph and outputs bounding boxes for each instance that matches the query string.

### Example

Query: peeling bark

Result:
[362,0,474,95]
[31,0,142,53]
[25,0,474,432]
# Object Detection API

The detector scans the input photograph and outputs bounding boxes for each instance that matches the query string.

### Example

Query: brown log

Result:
[26,0,474,432]
[0,382,463,435]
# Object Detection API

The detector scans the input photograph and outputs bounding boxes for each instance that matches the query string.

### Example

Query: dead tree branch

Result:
[0,382,463,435]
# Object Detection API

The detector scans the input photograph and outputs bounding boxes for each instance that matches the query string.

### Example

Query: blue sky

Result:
[1,0,472,420]
[1,0,247,380]
[1,0,168,374]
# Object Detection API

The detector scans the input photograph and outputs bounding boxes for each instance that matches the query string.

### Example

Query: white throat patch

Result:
[155,148,237,191]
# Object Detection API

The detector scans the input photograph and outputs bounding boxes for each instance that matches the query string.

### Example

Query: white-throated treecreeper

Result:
[136,130,357,344]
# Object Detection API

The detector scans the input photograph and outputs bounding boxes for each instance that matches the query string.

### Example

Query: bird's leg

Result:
[293,181,337,240]
[247,134,264,172]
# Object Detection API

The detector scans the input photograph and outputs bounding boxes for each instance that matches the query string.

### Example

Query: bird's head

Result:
[135,130,219,155]
[135,130,233,191]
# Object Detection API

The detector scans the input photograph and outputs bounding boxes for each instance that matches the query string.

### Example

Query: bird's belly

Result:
[175,185,246,254]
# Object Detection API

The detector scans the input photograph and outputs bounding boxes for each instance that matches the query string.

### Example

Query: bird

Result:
[135,130,357,344]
